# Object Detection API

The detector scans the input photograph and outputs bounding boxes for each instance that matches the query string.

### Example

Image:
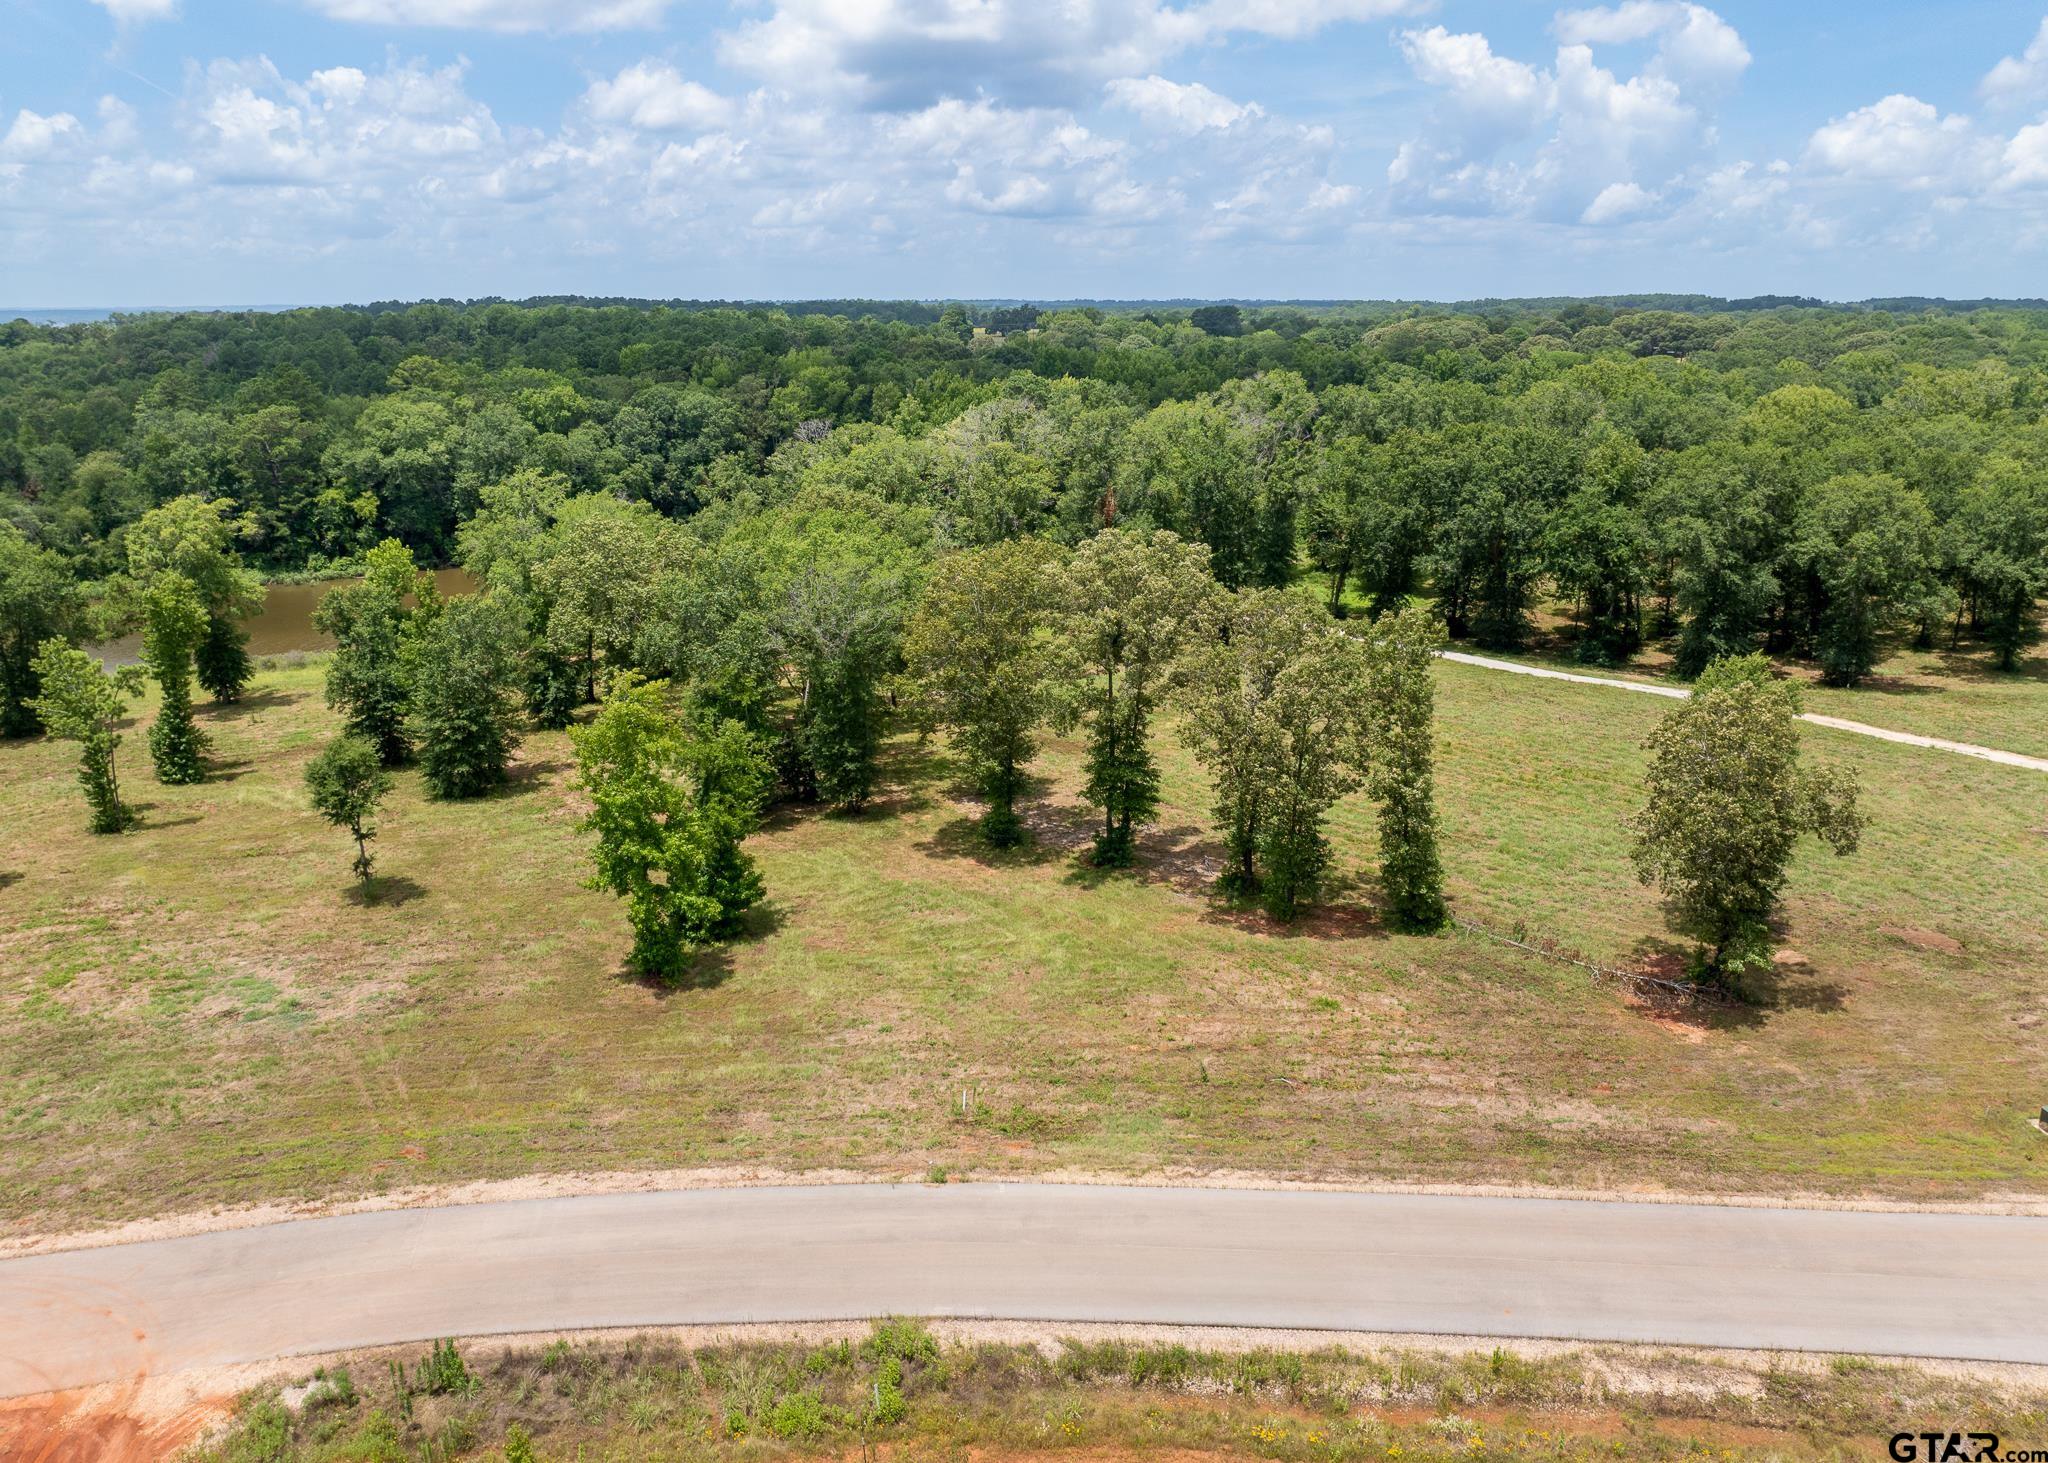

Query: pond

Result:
[95,566,478,666]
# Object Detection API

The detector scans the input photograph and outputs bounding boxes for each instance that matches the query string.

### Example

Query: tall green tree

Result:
[407,593,525,799]
[901,539,1071,845]
[1361,605,1448,932]
[141,572,210,784]
[1951,463,2048,671]
[1116,402,1261,588]
[572,672,771,979]
[1306,440,1420,619]
[125,495,265,704]
[1791,473,1935,686]
[1630,655,1864,990]
[304,734,393,884]
[1057,528,1219,866]
[1176,590,1371,919]
[28,640,142,833]
[457,468,580,728]
[314,539,436,765]
[0,525,81,737]
[533,493,676,704]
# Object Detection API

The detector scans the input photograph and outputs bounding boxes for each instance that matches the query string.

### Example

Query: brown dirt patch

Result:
[0,1383,233,1463]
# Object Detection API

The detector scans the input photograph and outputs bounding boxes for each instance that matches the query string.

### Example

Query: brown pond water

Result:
[95,567,477,666]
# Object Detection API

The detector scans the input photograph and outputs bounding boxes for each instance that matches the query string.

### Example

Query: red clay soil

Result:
[0,1383,232,1463]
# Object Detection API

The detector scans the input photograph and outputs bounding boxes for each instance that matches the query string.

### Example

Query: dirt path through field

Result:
[1438,651,2048,773]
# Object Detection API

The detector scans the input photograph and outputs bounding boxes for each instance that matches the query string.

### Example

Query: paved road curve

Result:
[1438,650,2048,773]
[3,1185,2044,1397]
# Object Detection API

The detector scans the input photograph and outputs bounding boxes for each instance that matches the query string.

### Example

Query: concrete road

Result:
[4,1184,2044,1397]
[1438,650,2048,773]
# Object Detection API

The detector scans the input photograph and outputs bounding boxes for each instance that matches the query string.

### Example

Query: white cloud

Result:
[2000,119,2048,187]
[1581,178,1657,222]
[1803,94,1983,187]
[0,109,85,160]
[1388,11,1737,224]
[87,0,180,24]
[1555,2,1749,91]
[584,63,733,131]
[1104,75,1262,133]
[717,0,1421,109]
[1396,26,1551,146]
[301,0,668,33]
[1982,17,2048,107]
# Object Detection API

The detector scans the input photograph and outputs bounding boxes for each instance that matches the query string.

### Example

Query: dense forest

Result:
[5,296,2047,697]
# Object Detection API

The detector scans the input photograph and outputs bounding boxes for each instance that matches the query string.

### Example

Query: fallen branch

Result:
[1453,916,1710,1004]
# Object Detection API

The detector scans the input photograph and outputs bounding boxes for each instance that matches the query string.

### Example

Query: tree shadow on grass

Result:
[207,758,258,783]
[1835,673,1941,699]
[914,813,1067,870]
[345,874,427,908]
[128,803,201,831]
[1199,872,1394,942]
[616,902,787,997]
[207,687,300,721]
[492,757,571,798]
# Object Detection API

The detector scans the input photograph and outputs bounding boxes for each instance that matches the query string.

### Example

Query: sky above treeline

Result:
[5,0,2048,306]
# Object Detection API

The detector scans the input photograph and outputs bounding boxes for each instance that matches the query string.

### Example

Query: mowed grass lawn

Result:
[2,657,2044,1233]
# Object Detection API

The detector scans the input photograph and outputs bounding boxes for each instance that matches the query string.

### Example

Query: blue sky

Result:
[5,0,2048,305]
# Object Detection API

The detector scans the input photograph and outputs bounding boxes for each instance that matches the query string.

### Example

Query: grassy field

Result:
[1,650,2044,1234]
[1304,570,2048,758]
[171,1323,2048,1463]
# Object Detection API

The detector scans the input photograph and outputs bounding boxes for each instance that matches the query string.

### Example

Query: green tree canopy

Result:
[1630,654,1864,989]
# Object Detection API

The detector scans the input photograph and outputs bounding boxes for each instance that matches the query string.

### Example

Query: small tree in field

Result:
[1630,653,1864,990]
[29,640,142,833]
[901,538,1071,846]
[305,735,392,884]
[573,672,771,980]
[141,572,210,784]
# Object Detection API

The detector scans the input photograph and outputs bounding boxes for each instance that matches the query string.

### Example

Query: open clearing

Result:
[2,657,2045,1236]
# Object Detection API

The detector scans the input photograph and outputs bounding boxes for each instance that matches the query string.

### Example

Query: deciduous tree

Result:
[1630,654,1864,990]
[1057,528,1219,866]
[0,525,80,737]
[902,539,1071,845]
[141,572,210,784]
[408,592,525,799]
[572,673,771,979]
[305,734,392,884]
[28,640,142,833]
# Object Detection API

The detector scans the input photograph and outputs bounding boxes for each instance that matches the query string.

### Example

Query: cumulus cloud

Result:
[1803,94,1983,187]
[1581,178,1657,222]
[584,63,734,131]
[301,0,669,33]
[1982,17,2048,107]
[717,0,1421,109]
[1104,75,1262,133]
[0,109,85,160]
[1554,2,1749,91]
[1388,10,1738,225]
